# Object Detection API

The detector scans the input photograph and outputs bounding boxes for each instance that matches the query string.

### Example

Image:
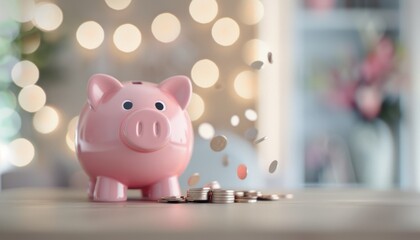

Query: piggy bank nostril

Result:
[153,121,160,136]
[136,122,143,137]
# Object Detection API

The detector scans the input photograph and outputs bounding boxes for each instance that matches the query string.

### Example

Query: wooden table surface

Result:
[0,188,420,240]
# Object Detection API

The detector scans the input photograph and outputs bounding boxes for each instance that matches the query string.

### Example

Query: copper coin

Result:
[210,135,228,152]
[237,164,248,180]
[188,173,200,186]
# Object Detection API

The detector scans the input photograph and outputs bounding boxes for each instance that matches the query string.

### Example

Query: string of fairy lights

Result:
[0,0,269,173]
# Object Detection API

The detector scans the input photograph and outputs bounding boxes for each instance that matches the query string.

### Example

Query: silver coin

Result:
[212,189,235,193]
[212,200,235,204]
[268,52,273,64]
[235,199,257,203]
[203,181,221,189]
[244,127,258,141]
[188,187,211,192]
[269,160,278,174]
[210,135,228,152]
[158,196,186,203]
[212,198,235,201]
[254,136,268,144]
[234,191,245,197]
[251,60,264,70]
[279,193,294,199]
[243,190,262,197]
[258,194,280,201]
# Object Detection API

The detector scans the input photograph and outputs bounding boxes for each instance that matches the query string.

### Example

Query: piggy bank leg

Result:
[144,176,181,200]
[88,178,96,200]
[93,176,127,202]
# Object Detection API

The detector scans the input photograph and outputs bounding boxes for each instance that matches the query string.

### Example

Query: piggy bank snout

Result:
[121,109,171,152]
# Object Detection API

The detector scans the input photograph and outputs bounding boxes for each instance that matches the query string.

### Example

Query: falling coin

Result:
[188,173,200,186]
[244,127,258,141]
[222,154,229,167]
[251,60,264,70]
[254,136,268,144]
[267,52,273,64]
[210,135,228,152]
[268,160,278,174]
[237,164,248,180]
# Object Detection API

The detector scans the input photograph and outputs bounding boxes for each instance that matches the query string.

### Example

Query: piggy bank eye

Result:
[155,101,165,111]
[122,100,133,110]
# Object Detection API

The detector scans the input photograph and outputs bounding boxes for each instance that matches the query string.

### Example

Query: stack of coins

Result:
[234,190,261,203]
[186,187,211,202]
[211,189,235,204]
[203,181,221,190]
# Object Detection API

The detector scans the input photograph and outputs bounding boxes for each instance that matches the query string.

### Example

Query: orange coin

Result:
[237,164,248,180]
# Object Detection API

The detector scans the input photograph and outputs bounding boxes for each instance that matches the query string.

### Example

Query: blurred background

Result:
[0,0,419,192]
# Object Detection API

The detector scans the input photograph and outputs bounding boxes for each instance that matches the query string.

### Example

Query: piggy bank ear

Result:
[159,75,192,110]
[88,74,123,110]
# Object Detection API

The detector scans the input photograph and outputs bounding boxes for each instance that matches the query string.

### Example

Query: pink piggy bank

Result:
[76,74,193,202]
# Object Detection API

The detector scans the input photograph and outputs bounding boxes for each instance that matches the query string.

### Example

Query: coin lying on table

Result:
[158,196,186,203]
[258,194,280,201]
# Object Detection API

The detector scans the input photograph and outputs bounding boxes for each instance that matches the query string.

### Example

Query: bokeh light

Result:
[7,0,35,23]
[198,122,215,140]
[18,85,46,112]
[151,13,181,43]
[243,39,269,66]
[212,18,240,46]
[33,2,63,32]
[33,106,59,134]
[21,32,41,54]
[234,71,258,99]
[105,0,132,10]
[6,138,35,167]
[245,109,258,121]
[76,21,105,50]
[189,0,218,24]
[66,116,79,152]
[11,60,39,88]
[230,115,240,127]
[238,0,264,25]
[187,93,205,121]
[113,23,142,53]
[191,59,219,88]
[0,108,21,139]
